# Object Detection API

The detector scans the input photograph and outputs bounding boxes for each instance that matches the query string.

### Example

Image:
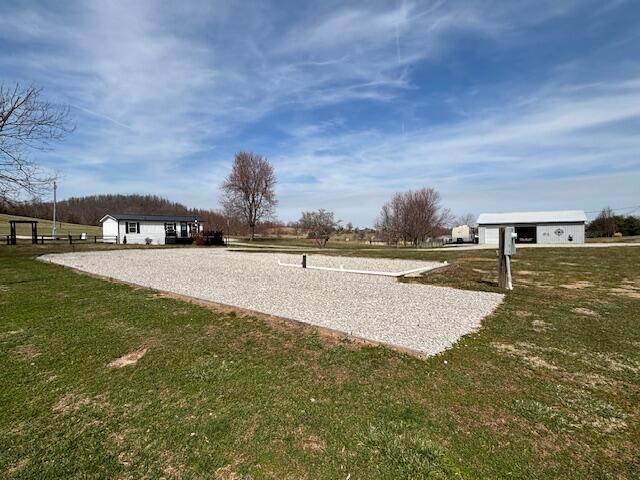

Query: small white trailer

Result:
[451,225,473,243]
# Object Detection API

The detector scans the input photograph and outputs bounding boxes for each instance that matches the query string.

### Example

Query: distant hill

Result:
[0,213,101,237]
[0,194,231,230]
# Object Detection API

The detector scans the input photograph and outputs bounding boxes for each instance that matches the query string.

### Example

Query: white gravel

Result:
[40,249,503,356]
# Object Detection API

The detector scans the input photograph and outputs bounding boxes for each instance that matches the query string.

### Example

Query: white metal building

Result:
[477,210,586,245]
[100,213,205,245]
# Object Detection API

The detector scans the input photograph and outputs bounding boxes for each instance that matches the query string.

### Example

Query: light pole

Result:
[52,180,57,238]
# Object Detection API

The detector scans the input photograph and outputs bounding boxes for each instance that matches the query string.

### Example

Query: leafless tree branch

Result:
[0,82,73,201]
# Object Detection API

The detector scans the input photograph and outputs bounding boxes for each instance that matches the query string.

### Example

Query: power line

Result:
[585,205,640,214]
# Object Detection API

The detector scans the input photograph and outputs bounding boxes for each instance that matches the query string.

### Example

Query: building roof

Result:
[100,213,205,223]
[477,210,587,225]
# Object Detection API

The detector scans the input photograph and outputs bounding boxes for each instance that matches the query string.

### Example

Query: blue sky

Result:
[1,0,639,225]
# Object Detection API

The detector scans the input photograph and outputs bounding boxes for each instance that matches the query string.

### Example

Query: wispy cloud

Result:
[0,0,638,223]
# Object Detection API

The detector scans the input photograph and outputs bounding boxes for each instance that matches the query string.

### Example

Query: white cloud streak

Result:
[0,0,638,224]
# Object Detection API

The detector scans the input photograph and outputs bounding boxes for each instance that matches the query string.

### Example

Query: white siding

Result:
[102,218,118,243]
[452,225,471,241]
[537,223,585,244]
[480,223,585,245]
[119,221,167,245]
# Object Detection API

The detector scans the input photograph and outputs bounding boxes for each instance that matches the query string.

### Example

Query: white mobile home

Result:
[100,213,205,245]
[477,210,586,245]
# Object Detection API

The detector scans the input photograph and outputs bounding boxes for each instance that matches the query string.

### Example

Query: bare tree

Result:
[590,206,617,237]
[0,83,73,202]
[456,213,476,227]
[298,208,340,247]
[221,151,277,240]
[375,188,452,246]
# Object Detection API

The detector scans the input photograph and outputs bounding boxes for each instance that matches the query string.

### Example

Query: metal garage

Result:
[477,210,587,245]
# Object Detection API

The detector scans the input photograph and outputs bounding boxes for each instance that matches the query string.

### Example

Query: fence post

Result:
[69,235,72,245]
[94,236,97,244]
[302,254,307,269]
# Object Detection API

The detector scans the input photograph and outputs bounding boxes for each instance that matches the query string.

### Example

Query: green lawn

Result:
[0,214,102,238]
[587,235,640,243]
[1,244,639,478]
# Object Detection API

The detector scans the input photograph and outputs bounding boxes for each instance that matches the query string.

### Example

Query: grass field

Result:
[587,235,640,243]
[0,214,102,237]
[1,243,639,478]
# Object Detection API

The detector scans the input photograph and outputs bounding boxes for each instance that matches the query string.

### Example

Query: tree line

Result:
[586,207,640,237]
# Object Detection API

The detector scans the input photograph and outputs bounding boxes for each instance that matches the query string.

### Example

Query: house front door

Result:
[180,222,187,237]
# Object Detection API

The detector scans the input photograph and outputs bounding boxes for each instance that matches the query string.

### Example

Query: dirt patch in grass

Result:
[12,344,41,360]
[107,346,150,368]
[571,307,599,317]
[6,458,29,475]
[302,433,326,453]
[214,457,248,480]
[561,281,594,290]
[471,268,490,274]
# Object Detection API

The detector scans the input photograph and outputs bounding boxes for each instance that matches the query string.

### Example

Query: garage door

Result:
[483,227,499,245]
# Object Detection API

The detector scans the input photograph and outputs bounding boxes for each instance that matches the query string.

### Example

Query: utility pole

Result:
[52,181,57,238]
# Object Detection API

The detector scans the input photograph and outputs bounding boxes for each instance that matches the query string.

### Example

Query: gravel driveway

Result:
[40,249,503,356]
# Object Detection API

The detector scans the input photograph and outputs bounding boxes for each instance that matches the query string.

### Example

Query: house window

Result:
[127,222,139,234]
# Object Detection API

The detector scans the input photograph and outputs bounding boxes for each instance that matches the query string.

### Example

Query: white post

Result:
[52,180,57,238]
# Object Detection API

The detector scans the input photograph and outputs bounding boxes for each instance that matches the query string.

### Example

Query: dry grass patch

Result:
[6,458,29,475]
[302,434,326,453]
[53,392,107,413]
[561,281,594,290]
[471,268,490,274]
[571,307,599,317]
[12,344,40,360]
[532,319,553,332]
[610,287,640,299]
[492,342,558,370]
[0,328,23,339]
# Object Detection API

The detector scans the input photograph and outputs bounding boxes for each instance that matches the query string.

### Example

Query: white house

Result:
[477,210,586,245]
[100,213,205,245]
